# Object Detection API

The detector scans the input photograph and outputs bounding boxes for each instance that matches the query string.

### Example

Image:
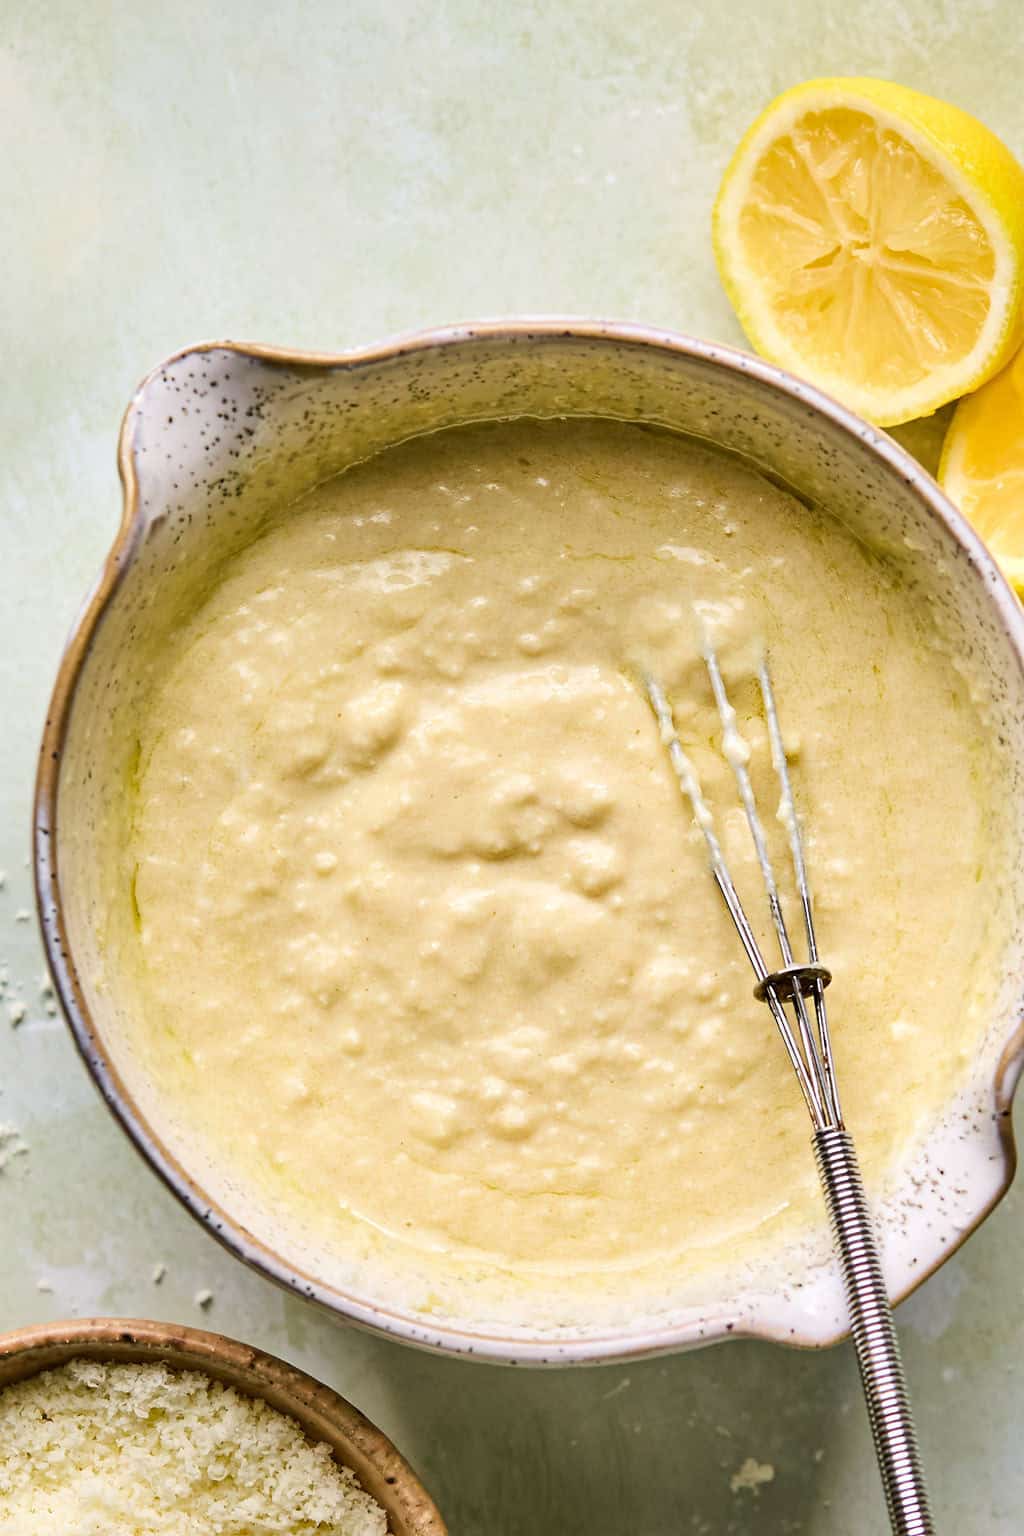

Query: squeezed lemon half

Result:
[713,77,1024,426]
[940,345,1024,591]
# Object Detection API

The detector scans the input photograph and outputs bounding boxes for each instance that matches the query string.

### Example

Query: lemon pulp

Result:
[714,79,1024,425]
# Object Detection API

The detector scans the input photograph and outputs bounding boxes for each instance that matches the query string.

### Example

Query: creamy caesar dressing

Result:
[128,418,1001,1293]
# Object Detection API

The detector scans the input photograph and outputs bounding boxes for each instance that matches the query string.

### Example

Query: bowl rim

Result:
[33,317,1024,1365]
[0,1314,447,1534]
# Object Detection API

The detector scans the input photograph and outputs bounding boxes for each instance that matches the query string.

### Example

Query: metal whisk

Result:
[644,646,934,1536]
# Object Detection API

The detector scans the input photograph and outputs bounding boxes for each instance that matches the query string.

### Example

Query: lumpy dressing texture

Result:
[128,419,999,1293]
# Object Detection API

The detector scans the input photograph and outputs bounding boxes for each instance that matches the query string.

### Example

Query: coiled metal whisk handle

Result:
[814,1126,934,1536]
[644,657,936,1533]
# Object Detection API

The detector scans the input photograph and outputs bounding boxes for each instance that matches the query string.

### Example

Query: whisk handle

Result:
[813,1126,935,1536]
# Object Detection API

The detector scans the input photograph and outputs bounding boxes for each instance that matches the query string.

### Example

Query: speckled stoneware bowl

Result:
[35,321,1024,1364]
[0,1316,446,1534]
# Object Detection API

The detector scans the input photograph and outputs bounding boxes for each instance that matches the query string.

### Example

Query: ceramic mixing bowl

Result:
[34,321,1024,1363]
[0,1316,445,1533]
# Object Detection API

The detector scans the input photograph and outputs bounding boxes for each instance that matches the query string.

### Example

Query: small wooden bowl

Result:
[0,1317,446,1536]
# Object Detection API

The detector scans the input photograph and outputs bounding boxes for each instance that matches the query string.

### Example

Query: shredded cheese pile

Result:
[0,1359,387,1535]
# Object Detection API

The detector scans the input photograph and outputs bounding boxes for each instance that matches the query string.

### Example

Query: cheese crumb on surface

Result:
[39,974,58,1018]
[0,1359,388,1535]
[729,1456,776,1495]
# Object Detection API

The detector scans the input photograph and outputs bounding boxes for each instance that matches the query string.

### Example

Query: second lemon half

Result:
[713,77,1024,426]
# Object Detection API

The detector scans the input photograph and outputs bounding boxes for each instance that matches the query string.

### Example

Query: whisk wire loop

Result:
[642,659,839,1130]
[758,658,842,1126]
[702,645,839,1128]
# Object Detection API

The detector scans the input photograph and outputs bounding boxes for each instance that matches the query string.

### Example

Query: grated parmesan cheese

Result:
[0,1359,388,1535]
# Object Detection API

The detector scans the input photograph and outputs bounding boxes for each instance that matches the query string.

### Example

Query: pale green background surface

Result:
[1,2,1022,1530]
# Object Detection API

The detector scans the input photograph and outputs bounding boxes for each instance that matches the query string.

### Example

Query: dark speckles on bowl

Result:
[31,321,1024,1365]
